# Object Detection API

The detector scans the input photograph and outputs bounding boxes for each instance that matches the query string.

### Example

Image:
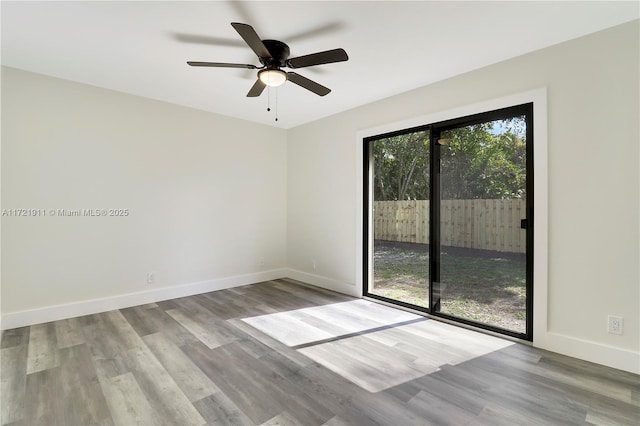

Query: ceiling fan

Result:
[187,22,349,97]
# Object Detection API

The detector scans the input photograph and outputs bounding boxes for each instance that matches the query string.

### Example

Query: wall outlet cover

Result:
[607,315,623,335]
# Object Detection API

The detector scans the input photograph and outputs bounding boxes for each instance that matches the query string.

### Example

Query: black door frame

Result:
[363,103,534,341]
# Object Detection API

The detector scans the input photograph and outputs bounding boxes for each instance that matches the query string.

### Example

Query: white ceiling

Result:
[2,1,638,129]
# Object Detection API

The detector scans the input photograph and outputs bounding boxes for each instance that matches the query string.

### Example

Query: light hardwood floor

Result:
[1,278,639,425]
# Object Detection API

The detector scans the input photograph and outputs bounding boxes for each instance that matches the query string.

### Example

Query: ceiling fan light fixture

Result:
[259,69,287,87]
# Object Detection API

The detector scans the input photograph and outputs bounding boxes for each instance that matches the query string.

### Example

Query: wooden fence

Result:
[374,199,526,253]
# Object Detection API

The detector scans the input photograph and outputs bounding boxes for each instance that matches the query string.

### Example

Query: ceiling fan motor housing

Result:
[260,40,290,68]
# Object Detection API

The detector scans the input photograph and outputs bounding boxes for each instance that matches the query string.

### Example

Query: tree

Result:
[440,118,526,199]
[372,117,526,201]
[373,131,430,201]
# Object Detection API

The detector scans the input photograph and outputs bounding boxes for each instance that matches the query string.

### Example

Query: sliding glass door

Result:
[364,104,533,340]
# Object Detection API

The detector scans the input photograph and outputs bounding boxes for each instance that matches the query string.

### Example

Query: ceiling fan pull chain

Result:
[267,86,271,112]
[275,90,279,122]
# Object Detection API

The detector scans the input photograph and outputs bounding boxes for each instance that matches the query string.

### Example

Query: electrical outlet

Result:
[147,271,156,284]
[312,260,317,271]
[608,315,623,335]
[259,257,265,267]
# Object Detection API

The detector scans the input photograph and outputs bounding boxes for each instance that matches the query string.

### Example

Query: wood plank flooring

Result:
[1,278,639,425]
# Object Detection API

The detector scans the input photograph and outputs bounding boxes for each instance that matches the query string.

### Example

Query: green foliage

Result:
[372,131,430,201]
[372,118,526,201]
[441,118,526,199]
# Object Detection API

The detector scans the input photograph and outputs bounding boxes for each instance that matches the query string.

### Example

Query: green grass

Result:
[371,242,526,333]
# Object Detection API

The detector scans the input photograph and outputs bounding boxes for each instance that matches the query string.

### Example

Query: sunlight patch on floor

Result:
[243,300,514,392]
[242,299,420,347]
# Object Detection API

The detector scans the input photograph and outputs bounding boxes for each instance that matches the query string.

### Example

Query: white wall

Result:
[287,21,639,373]
[1,67,287,325]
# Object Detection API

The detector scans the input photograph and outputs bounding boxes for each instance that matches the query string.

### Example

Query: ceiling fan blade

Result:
[247,79,266,97]
[231,22,272,59]
[287,48,348,69]
[287,72,331,96]
[187,61,258,69]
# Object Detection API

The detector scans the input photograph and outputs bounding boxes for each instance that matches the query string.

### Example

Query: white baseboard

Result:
[535,331,640,375]
[285,268,360,297]
[1,269,287,330]
[4,268,637,376]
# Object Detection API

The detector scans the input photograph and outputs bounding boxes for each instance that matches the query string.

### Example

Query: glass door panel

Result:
[434,116,528,334]
[369,129,431,309]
